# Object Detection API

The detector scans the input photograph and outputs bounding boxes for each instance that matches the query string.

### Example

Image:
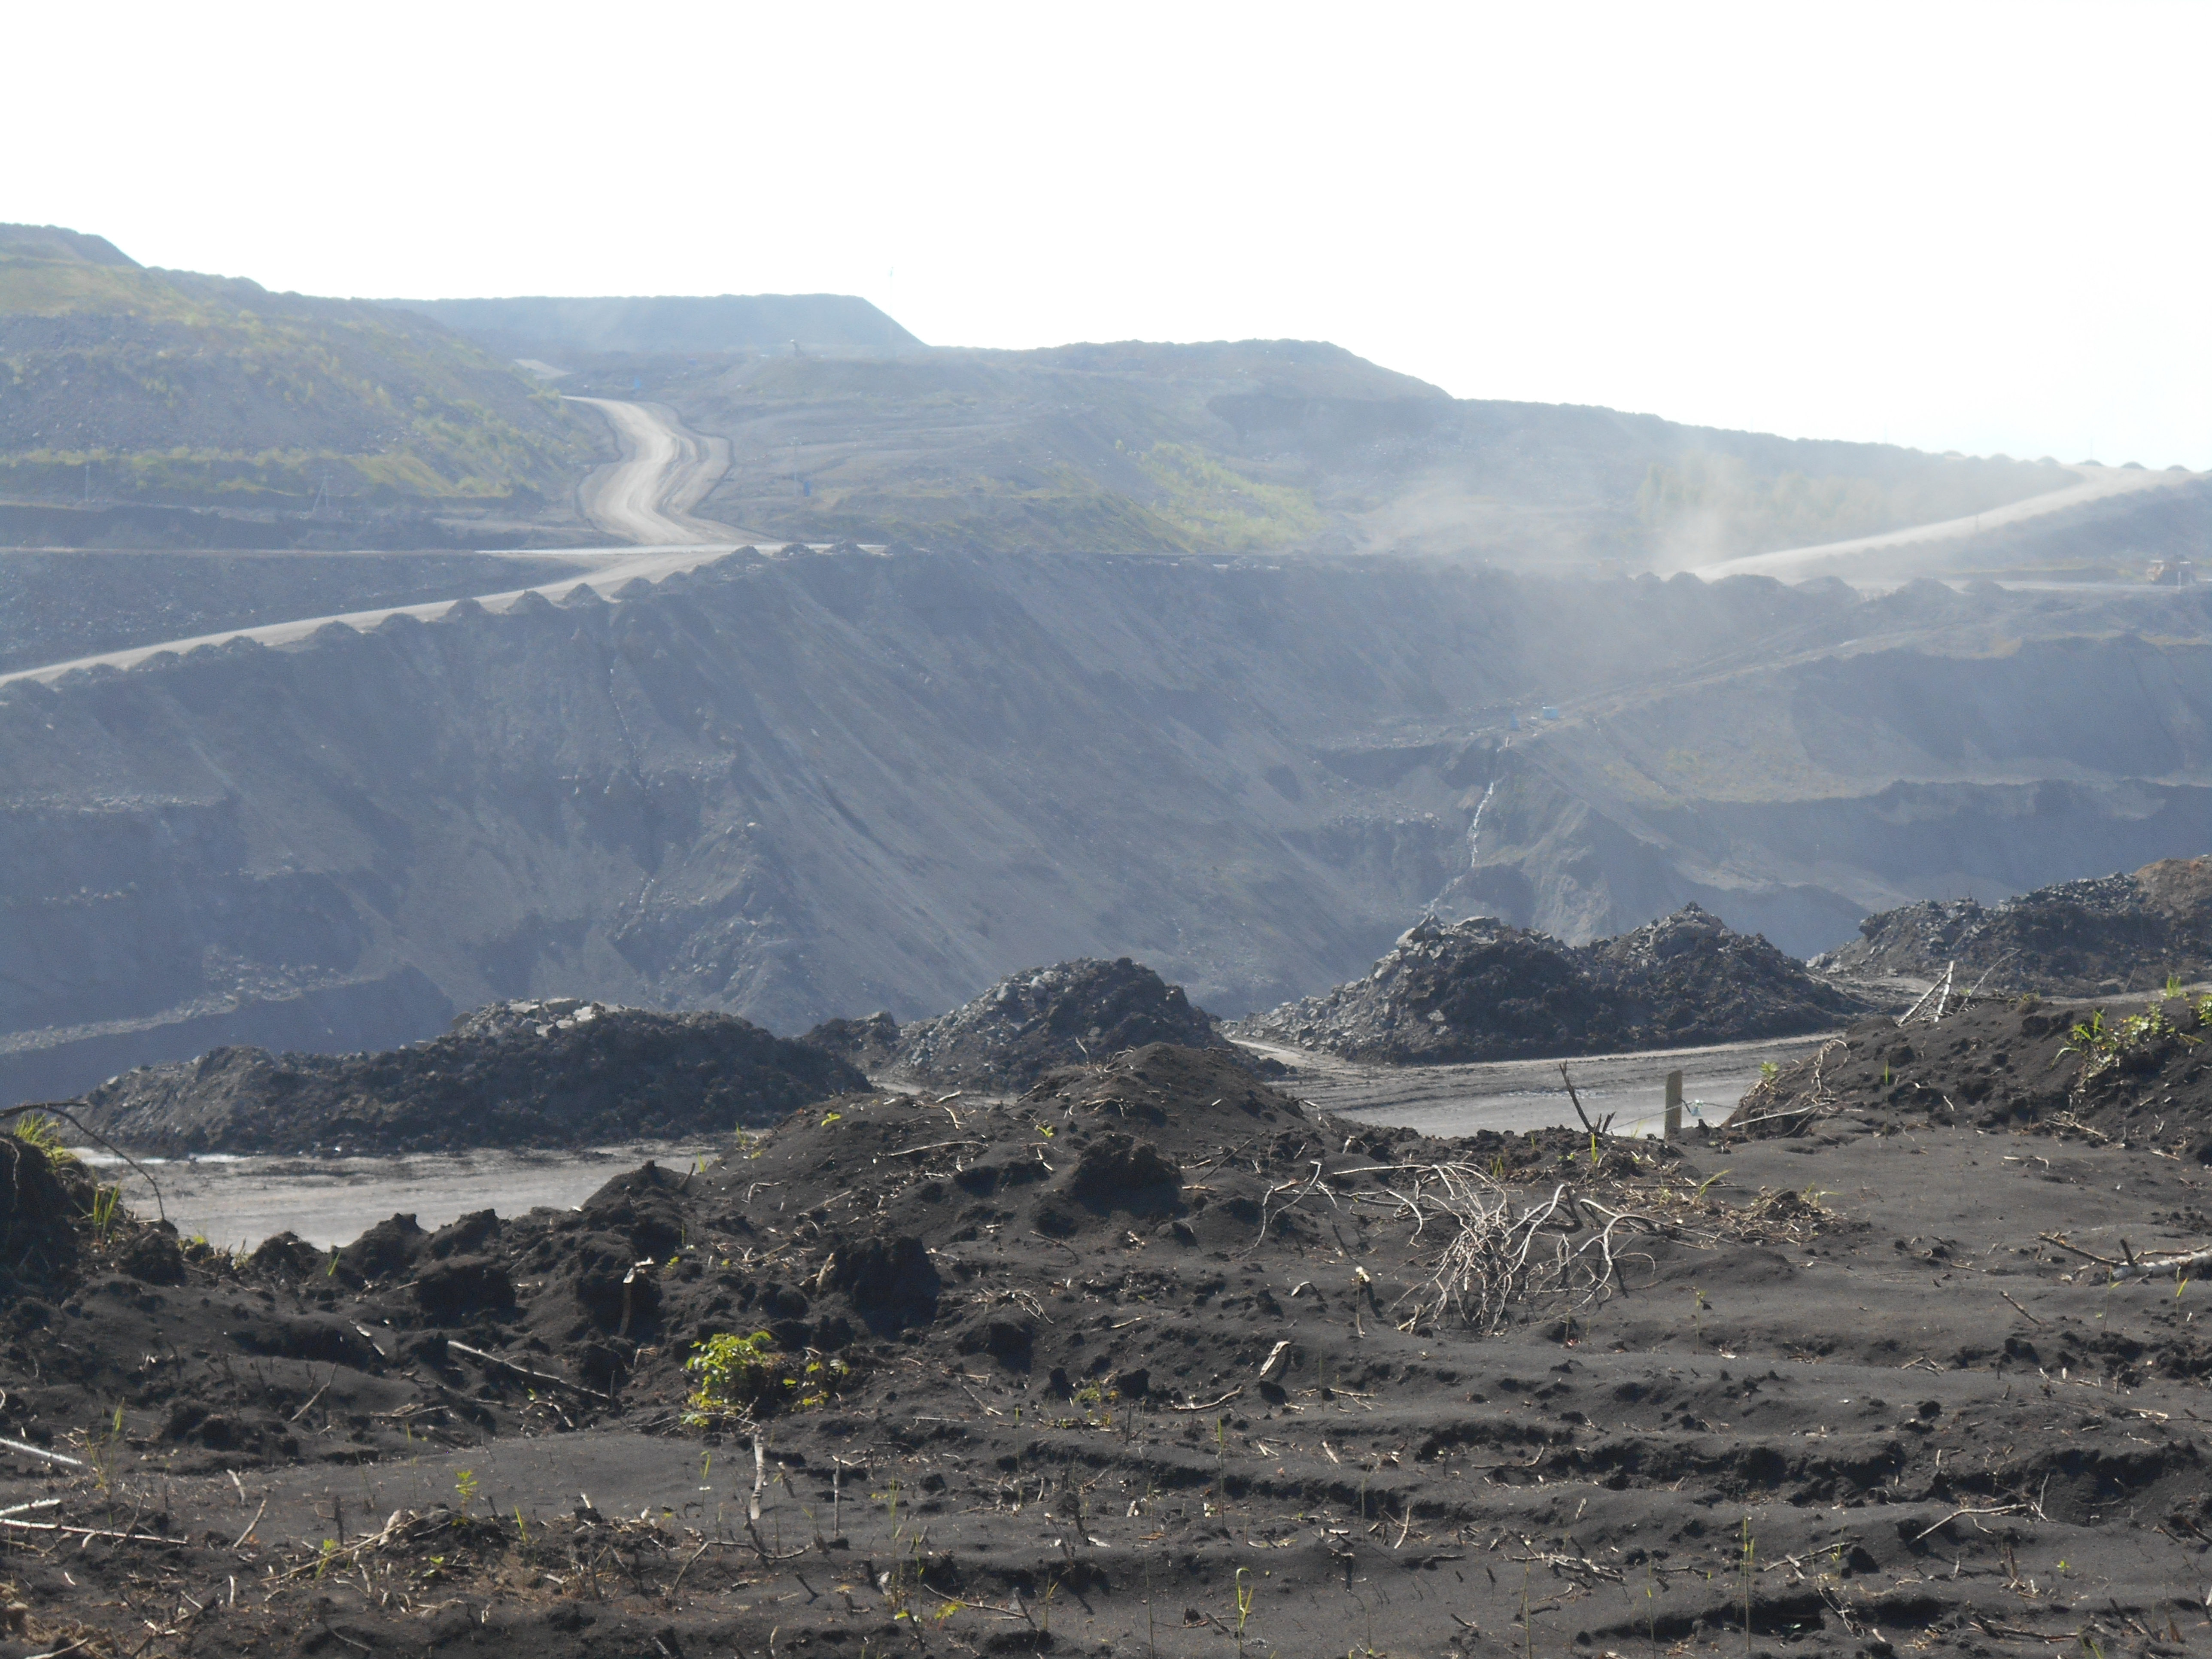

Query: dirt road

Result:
[0,401,764,688]
[1238,1029,1835,1137]
[1694,462,2196,582]
[570,396,735,545]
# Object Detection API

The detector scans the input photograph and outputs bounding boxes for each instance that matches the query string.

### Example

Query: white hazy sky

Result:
[7,1,2207,468]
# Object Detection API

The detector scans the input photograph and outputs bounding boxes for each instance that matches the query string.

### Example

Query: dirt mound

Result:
[802,957,1237,1091]
[1237,904,1872,1063]
[0,1125,99,1293]
[24,1038,2212,1659]
[1814,854,2212,998]
[1730,987,2212,1149]
[65,998,866,1156]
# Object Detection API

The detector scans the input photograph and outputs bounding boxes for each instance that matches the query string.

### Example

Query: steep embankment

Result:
[0,223,592,515]
[1,550,2205,1103]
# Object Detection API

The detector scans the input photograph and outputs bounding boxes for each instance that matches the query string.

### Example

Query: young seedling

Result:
[1233,1567,1257,1658]
[1741,1514,1754,1655]
[454,1469,479,1513]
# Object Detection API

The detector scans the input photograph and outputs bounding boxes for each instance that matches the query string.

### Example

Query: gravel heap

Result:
[1237,904,1872,1063]
[64,997,866,1156]
[1812,854,2212,997]
[803,956,1236,1091]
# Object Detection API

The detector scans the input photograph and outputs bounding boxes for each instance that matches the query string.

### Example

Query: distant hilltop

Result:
[380,293,924,360]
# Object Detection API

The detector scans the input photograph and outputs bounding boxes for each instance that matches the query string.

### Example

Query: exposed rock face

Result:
[1237,905,1873,1063]
[3,548,2206,1109]
[803,958,1233,1092]
[1813,855,2212,997]
[66,998,866,1156]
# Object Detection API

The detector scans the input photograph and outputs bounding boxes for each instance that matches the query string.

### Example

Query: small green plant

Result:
[88,1185,122,1246]
[454,1469,479,1511]
[315,1538,340,1580]
[2166,973,2186,1000]
[685,1331,787,1421]
[9,1113,77,1164]
[514,1504,529,1542]
[87,1405,125,1495]
[1759,1060,1780,1081]
[1741,1514,1754,1655]
[1233,1568,1257,1658]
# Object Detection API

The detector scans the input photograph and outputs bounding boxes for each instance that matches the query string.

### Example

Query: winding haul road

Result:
[0,401,758,688]
[1692,462,2198,582]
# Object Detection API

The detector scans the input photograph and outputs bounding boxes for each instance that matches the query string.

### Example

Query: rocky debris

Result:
[1814,855,2212,999]
[802,957,1239,1092]
[63,998,866,1156]
[1731,987,2212,1147]
[1237,904,1873,1063]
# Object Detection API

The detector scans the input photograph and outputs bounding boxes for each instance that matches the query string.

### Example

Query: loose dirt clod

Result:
[1237,903,1873,1063]
[61,998,866,1155]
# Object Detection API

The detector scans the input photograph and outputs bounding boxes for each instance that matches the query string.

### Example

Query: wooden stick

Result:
[1999,1291,2044,1327]
[2038,1233,2121,1266]
[0,1437,82,1468]
[446,1341,613,1402]
[1168,1387,1243,1412]
[1557,1064,1596,1134]
[231,1499,267,1551]
[0,1518,173,1543]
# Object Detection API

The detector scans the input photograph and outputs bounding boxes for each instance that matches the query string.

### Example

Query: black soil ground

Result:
[64,999,865,1156]
[1238,904,1874,1064]
[1732,985,2212,1151]
[1814,854,2212,999]
[803,957,1236,1092]
[15,1040,2212,1659]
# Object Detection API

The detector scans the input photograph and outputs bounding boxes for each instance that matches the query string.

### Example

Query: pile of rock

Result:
[1236,904,1871,1063]
[1813,856,2212,998]
[803,957,1236,1091]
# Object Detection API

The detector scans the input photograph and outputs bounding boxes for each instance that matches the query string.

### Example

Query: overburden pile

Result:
[64,997,865,1156]
[1239,903,1873,1063]
[803,956,1237,1091]
[1732,985,2212,1148]
[1814,854,2212,998]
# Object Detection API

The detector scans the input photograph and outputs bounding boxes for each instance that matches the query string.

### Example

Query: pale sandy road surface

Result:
[1693,462,2199,582]
[0,401,760,688]
[1236,1030,1838,1138]
[79,1139,723,1250]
